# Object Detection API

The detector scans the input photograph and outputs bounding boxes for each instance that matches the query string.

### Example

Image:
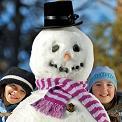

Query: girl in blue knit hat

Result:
[87,66,122,122]
[0,67,36,122]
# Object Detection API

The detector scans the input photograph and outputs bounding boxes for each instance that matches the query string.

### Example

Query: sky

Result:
[0,0,117,32]
[0,0,117,70]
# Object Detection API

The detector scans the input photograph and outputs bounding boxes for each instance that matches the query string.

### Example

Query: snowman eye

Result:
[52,45,59,52]
[73,44,80,52]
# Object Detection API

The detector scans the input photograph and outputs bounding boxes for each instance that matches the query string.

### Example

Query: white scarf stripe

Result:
[58,78,68,84]
[1,75,33,90]
[98,116,106,122]
[47,92,68,104]
[76,91,90,99]
[82,97,95,105]
[87,103,102,111]
[50,78,56,88]
[68,85,82,94]
[36,80,41,89]
[44,78,49,89]
[54,90,72,98]
[39,79,44,89]
[93,110,106,118]
[77,92,94,100]
[82,91,92,96]
[62,80,76,90]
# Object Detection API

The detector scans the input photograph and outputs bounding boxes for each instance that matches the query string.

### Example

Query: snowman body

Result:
[6,27,110,122]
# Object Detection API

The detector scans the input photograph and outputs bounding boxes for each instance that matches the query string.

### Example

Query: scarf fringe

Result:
[31,98,65,118]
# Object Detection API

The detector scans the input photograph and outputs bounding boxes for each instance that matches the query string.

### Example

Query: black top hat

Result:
[43,1,83,29]
[0,67,36,96]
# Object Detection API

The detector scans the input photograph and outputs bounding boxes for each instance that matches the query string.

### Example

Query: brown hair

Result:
[103,93,117,111]
[0,84,6,99]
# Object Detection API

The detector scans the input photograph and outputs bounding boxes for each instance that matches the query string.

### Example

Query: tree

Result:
[92,0,122,90]
[0,0,44,74]
[112,0,122,90]
[0,0,95,75]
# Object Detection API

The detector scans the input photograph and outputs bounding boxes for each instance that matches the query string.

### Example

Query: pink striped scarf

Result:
[31,77,109,122]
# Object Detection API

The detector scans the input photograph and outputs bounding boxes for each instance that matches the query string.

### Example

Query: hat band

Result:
[45,15,74,23]
[46,16,69,20]
[1,75,33,90]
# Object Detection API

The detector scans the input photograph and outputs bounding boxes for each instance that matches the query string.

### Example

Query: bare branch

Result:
[97,0,115,10]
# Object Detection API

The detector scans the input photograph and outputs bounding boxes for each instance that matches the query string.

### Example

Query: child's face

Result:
[92,80,115,104]
[4,83,26,106]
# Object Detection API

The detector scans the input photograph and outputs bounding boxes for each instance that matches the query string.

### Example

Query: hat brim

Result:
[41,20,83,29]
[0,79,32,96]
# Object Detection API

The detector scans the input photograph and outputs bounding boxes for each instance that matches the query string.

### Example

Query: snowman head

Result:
[30,26,94,81]
[30,1,93,82]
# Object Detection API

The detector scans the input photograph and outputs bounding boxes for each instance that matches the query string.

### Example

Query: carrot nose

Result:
[64,52,71,61]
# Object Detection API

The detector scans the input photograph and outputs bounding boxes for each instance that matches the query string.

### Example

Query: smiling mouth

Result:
[9,93,18,99]
[100,94,109,97]
[49,61,84,73]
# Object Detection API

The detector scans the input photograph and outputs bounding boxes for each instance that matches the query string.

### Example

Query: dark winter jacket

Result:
[106,92,122,122]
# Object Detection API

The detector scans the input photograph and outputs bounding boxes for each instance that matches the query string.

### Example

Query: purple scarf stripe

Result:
[59,78,72,84]
[85,100,99,108]
[36,79,43,89]
[40,79,45,89]
[53,77,61,85]
[32,78,109,122]
[96,113,106,121]
[59,79,75,89]
[45,95,66,105]
[91,106,103,114]
[71,88,85,97]
[90,107,105,119]
[46,78,52,89]
[79,94,92,102]
[64,82,81,92]
[49,89,72,101]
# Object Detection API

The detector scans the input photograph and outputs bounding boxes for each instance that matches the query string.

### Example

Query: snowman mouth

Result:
[49,61,84,73]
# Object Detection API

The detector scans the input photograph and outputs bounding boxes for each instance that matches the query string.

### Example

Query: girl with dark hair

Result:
[87,66,122,122]
[0,67,36,122]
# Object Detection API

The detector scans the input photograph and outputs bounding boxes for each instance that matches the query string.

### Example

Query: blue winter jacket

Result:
[0,99,17,122]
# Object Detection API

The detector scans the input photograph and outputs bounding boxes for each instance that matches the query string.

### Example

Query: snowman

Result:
[6,1,110,122]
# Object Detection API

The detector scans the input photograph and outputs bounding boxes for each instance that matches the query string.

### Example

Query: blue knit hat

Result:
[87,66,117,91]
